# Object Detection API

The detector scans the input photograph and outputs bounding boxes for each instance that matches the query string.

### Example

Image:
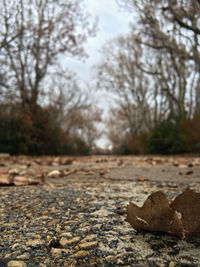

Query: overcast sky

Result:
[67,0,133,148]
[67,0,133,81]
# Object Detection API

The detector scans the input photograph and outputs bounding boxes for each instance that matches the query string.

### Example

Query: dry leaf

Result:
[118,159,124,166]
[13,176,41,186]
[47,170,62,178]
[99,170,106,176]
[126,191,184,237]
[0,174,13,185]
[170,188,200,237]
[126,189,200,238]
[185,171,193,175]
[9,169,20,175]
[137,177,148,182]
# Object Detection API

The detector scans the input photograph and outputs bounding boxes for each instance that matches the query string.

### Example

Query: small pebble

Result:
[77,241,98,250]
[7,261,27,267]
[70,251,90,259]
[60,237,80,247]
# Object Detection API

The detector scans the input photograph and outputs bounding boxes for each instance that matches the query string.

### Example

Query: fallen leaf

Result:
[9,169,19,175]
[126,189,200,238]
[170,188,200,237]
[188,163,193,167]
[13,176,41,186]
[118,159,124,166]
[185,171,193,175]
[13,176,29,186]
[126,191,184,237]
[63,170,71,176]
[47,170,62,178]
[99,170,106,176]
[0,174,13,185]
[137,177,148,182]
[60,159,73,165]
[179,164,188,168]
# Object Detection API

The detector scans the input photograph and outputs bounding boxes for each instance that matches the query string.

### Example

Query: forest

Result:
[0,0,200,155]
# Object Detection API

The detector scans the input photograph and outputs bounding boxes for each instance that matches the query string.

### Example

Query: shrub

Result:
[0,116,21,154]
[125,133,149,155]
[114,132,148,155]
[180,115,200,153]
[0,105,89,155]
[115,142,130,155]
[148,120,185,154]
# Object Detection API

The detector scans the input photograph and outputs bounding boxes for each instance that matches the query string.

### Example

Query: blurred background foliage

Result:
[0,105,91,155]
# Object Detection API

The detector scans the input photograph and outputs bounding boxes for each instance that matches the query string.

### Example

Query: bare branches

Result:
[167,1,200,35]
[96,34,152,141]
[0,0,96,108]
[116,0,200,119]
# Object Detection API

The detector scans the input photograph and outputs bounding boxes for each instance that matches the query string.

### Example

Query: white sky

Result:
[67,0,132,81]
[66,0,133,148]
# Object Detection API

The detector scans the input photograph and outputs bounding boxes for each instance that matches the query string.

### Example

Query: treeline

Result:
[0,0,101,155]
[96,0,200,155]
[114,115,200,155]
[0,101,102,155]
[0,104,92,155]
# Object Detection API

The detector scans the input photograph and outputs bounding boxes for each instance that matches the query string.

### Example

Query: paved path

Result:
[0,156,199,266]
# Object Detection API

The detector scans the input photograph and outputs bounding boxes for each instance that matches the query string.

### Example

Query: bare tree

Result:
[146,48,196,119]
[45,67,102,150]
[46,67,90,132]
[77,106,103,150]
[0,0,96,110]
[117,0,200,117]
[106,107,130,151]
[96,34,151,138]
[0,0,23,51]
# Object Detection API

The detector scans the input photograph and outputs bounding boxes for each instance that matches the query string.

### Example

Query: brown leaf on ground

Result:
[13,176,41,186]
[126,191,184,237]
[126,189,200,238]
[99,170,106,176]
[0,174,13,185]
[185,171,193,175]
[47,170,62,178]
[118,159,124,166]
[137,177,148,182]
[60,158,74,165]
[170,188,200,237]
